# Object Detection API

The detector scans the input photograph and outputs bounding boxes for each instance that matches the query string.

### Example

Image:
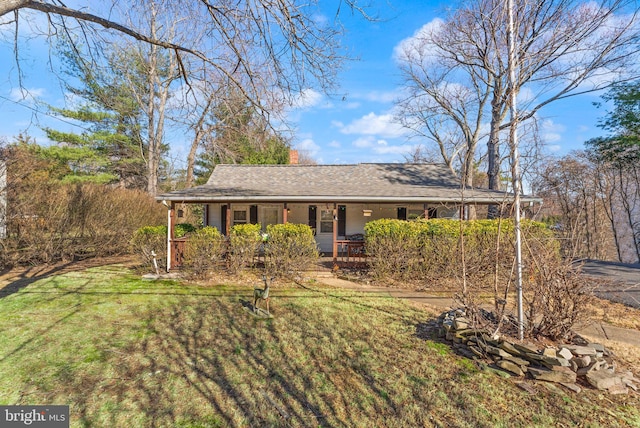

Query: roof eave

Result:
[156,194,543,205]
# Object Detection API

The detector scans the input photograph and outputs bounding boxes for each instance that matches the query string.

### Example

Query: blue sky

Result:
[0,1,609,168]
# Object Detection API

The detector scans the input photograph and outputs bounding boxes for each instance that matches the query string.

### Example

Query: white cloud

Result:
[9,87,45,103]
[361,90,398,103]
[338,112,408,138]
[353,136,375,148]
[373,143,418,156]
[296,138,321,158]
[328,140,341,148]
[393,18,444,64]
[540,119,565,144]
[517,86,536,105]
[291,89,323,109]
[349,136,417,157]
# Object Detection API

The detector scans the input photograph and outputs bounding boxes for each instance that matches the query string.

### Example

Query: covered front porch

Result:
[164,200,460,270]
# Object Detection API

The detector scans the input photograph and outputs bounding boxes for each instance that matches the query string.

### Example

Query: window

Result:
[320,209,333,233]
[233,209,247,225]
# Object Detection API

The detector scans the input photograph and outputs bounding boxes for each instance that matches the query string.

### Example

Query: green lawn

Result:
[0,263,638,427]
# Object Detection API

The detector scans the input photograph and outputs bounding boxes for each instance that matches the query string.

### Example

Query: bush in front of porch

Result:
[264,223,319,278]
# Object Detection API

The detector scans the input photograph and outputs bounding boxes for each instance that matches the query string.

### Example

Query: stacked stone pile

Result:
[438,309,639,395]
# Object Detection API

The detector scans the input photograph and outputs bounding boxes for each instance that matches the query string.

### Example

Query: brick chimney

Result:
[289,149,299,165]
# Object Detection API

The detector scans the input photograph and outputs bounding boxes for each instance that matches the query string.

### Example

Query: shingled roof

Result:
[157,163,540,204]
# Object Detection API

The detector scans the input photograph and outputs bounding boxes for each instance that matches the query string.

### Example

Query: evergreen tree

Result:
[193,90,290,185]
[587,82,640,167]
[42,106,146,187]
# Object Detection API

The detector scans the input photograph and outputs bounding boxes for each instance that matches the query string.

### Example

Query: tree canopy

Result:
[587,81,640,167]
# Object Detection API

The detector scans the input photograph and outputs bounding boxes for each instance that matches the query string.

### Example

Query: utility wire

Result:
[0,92,92,133]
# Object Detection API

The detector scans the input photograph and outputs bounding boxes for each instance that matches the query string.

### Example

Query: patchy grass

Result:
[0,264,639,427]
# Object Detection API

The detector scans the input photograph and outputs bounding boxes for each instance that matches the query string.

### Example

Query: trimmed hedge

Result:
[228,223,263,273]
[364,218,557,283]
[182,226,225,277]
[264,223,319,277]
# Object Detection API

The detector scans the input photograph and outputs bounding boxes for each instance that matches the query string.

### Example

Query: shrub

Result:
[175,223,197,238]
[364,218,557,285]
[182,226,225,278]
[227,223,262,273]
[130,225,167,270]
[520,237,593,340]
[264,223,319,278]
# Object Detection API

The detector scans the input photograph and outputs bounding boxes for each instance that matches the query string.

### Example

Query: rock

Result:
[570,359,578,372]
[499,341,522,356]
[528,367,577,384]
[620,371,635,381]
[480,333,501,347]
[590,360,607,372]
[587,343,605,353]
[502,354,531,367]
[513,342,539,355]
[585,370,623,391]
[564,345,598,356]
[573,355,591,368]
[525,353,570,368]
[607,384,629,395]
[469,345,484,358]
[455,329,481,337]
[496,360,525,376]
[515,381,537,395]
[542,347,557,358]
[560,382,582,393]
[485,345,513,359]
[557,347,574,360]
[622,379,638,391]
[453,318,469,330]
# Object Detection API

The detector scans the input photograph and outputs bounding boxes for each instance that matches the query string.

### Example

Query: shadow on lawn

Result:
[0,256,135,299]
[51,294,453,427]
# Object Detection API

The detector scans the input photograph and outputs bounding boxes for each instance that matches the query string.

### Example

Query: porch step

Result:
[314,270,335,278]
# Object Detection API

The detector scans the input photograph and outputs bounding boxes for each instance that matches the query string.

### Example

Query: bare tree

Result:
[1,0,371,193]
[532,151,617,260]
[396,0,640,217]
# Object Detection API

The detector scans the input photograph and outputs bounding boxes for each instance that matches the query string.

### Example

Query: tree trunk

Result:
[486,105,502,219]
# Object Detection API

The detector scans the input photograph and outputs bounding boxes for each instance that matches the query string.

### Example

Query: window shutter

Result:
[338,205,346,237]
[397,207,407,220]
[250,205,258,224]
[308,206,317,230]
[221,205,228,235]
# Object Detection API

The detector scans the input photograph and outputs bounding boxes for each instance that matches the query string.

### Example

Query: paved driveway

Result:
[580,260,640,308]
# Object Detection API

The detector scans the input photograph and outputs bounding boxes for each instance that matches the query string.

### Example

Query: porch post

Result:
[167,201,175,272]
[423,203,429,220]
[332,203,338,262]
[225,203,231,235]
[283,202,288,224]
